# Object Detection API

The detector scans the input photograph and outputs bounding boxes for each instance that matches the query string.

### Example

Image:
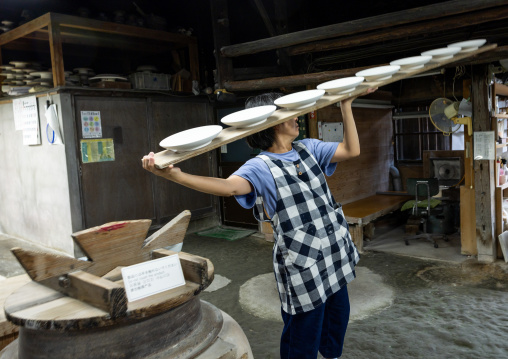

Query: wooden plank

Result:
[472,64,497,262]
[460,186,477,255]
[152,249,214,290]
[153,44,497,169]
[223,43,497,92]
[287,6,508,56]
[72,220,152,276]
[220,0,505,57]
[10,247,92,281]
[0,13,51,46]
[0,275,30,337]
[50,13,196,45]
[342,195,412,224]
[143,210,191,249]
[40,270,127,318]
[48,21,65,87]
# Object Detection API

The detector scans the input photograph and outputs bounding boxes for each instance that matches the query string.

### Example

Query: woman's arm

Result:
[331,88,377,163]
[141,152,253,196]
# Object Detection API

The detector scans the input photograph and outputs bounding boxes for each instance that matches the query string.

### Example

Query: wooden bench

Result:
[342,194,412,252]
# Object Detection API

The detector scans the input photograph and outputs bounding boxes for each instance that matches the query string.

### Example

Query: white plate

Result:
[160,125,223,152]
[0,65,14,70]
[390,55,432,70]
[317,76,365,94]
[355,65,400,82]
[421,47,461,60]
[89,74,128,82]
[74,67,94,75]
[274,89,325,110]
[9,61,30,68]
[221,105,276,128]
[447,39,487,52]
[31,71,53,79]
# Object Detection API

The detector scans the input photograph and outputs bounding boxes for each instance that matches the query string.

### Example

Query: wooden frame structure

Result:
[0,12,200,87]
[210,0,508,91]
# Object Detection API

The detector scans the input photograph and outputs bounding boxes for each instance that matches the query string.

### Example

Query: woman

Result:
[142,88,375,359]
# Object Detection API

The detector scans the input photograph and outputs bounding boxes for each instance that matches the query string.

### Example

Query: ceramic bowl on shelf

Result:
[421,47,461,61]
[221,105,276,128]
[274,89,325,110]
[355,65,400,82]
[136,65,158,73]
[9,61,30,68]
[159,125,223,152]
[390,56,432,70]
[89,74,128,82]
[447,39,487,52]
[31,71,53,79]
[73,68,94,75]
[317,76,365,95]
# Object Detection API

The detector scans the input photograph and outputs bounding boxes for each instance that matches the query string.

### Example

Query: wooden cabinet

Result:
[0,12,199,88]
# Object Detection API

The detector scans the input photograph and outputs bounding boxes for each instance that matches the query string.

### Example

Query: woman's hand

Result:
[340,87,378,107]
[141,152,181,180]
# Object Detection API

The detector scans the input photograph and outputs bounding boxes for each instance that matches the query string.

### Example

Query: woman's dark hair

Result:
[245,92,284,150]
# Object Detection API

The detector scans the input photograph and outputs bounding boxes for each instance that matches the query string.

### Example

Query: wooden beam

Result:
[472,64,497,262]
[220,0,507,57]
[252,0,276,37]
[48,21,65,87]
[143,210,191,249]
[287,6,508,56]
[0,13,51,46]
[153,44,497,168]
[210,0,234,87]
[50,13,196,45]
[10,247,92,281]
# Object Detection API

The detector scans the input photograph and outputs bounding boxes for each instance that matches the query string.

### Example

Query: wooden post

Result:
[472,64,497,262]
[209,0,234,89]
[48,19,65,87]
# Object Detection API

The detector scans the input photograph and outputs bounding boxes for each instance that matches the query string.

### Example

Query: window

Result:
[393,107,453,162]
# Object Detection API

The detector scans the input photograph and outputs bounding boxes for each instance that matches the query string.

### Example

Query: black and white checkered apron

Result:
[253,141,360,315]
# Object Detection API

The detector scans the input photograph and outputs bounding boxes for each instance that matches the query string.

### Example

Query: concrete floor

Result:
[2,224,508,358]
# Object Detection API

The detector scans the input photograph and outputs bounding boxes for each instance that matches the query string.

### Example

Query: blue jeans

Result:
[280,285,350,359]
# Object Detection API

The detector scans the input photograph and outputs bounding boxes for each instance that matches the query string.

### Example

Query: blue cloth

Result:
[280,285,350,359]
[232,138,338,218]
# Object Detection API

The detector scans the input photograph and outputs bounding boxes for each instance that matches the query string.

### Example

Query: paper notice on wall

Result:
[81,111,102,138]
[473,131,495,160]
[80,138,115,163]
[13,96,41,145]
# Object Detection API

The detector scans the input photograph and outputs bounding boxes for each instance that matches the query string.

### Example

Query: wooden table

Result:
[342,194,412,252]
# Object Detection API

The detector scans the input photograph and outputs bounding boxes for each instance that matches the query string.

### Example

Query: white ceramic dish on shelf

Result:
[89,74,128,82]
[0,65,14,70]
[421,47,461,61]
[74,67,94,75]
[390,55,432,70]
[274,89,325,110]
[447,39,487,52]
[9,61,30,68]
[317,76,365,94]
[136,65,158,73]
[31,71,53,79]
[355,65,400,82]
[160,125,223,152]
[221,105,276,128]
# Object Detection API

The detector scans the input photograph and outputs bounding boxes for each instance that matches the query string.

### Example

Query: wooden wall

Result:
[314,104,393,205]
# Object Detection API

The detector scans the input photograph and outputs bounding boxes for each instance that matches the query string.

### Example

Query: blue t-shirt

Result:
[232,138,339,218]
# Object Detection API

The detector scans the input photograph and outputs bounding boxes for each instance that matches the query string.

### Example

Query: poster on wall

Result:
[12,96,41,145]
[473,131,495,160]
[80,138,115,163]
[80,111,102,138]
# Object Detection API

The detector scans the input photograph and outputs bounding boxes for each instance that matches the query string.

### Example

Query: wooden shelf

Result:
[494,114,508,119]
[498,182,508,190]
[494,83,508,97]
[0,12,200,86]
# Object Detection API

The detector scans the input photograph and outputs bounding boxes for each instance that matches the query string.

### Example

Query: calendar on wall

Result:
[13,96,41,146]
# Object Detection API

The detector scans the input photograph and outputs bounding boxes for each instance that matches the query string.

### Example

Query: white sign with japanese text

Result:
[121,254,185,302]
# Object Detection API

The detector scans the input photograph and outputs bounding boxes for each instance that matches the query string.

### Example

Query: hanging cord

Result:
[452,66,466,102]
